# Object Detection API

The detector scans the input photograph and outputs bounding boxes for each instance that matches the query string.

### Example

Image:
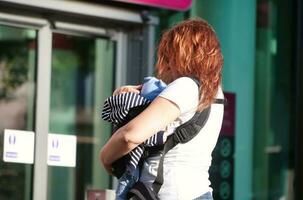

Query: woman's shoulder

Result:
[158,77,199,114]
[170,77,198,86]
[165,77,199,92]
[162,77,199,94]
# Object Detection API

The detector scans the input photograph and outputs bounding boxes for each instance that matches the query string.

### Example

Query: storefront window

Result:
[0,25,37,200]
[47,33,115,200]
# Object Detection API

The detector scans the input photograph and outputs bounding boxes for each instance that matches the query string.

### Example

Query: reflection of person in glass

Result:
[100,19,224,199]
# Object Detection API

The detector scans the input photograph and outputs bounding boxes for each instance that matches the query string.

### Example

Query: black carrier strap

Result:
[152,106,211,193]
[153,78,226,194]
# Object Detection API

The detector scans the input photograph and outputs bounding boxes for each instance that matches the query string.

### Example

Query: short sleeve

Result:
[158,77,199,114]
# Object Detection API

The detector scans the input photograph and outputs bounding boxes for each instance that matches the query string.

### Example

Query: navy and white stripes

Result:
[143,132,164,147]
[129,145,144,169]
[102,92,150,124]
[101,92,164,170]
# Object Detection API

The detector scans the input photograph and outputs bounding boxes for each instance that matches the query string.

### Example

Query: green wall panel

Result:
[190,0,256,199]
[155,0,256,198]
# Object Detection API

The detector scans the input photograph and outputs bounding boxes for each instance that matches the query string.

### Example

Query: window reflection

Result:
[0,25,36,200]
[48,33,114,200]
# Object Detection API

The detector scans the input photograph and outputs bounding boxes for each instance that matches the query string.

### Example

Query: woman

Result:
[100,18,224,200]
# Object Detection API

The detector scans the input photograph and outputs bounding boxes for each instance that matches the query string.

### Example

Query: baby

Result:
[101,77,168,200]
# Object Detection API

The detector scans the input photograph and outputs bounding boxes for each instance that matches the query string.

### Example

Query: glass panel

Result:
[47,33,115,200]
[0,25,37,200]
[253,0,294,199]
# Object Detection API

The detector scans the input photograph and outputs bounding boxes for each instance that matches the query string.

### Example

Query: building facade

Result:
[0,0,301,200]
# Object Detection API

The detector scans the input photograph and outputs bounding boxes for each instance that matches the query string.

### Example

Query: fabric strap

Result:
[152,106,211,193]
[152,77,226,194]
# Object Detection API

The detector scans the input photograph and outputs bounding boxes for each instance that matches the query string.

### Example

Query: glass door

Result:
[0,25,37,200]
[0,5,152,199]
[47,32,115,200]
[0,20,117,200]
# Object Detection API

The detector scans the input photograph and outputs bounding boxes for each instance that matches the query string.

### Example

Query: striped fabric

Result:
[102,92,150,124]
[101,92,164,170]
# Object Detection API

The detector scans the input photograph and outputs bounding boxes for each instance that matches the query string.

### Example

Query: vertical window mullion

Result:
[33,24,52,200]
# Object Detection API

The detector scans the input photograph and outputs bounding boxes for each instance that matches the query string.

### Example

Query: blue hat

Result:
[141,77,167,101]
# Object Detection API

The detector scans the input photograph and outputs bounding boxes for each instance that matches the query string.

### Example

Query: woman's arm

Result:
[99,96,180,174]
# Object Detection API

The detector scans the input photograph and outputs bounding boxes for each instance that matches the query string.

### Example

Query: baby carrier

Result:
[126,79,226,200]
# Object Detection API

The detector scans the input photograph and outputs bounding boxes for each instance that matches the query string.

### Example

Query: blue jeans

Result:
[115,168,139,200]
[193,192,213,200]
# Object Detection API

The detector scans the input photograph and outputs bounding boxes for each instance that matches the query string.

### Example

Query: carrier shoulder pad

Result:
[173,106,211,144]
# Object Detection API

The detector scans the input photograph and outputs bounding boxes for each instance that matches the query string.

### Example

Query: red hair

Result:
[156,19,223,111]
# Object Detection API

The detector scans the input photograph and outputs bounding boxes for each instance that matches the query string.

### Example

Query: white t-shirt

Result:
[139,77,224,199]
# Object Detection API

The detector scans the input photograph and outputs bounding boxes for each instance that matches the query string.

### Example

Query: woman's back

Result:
[139,77,224,199]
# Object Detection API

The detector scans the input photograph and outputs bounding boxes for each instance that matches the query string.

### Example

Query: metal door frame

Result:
[294,0,303,198]
[0,2,157,199]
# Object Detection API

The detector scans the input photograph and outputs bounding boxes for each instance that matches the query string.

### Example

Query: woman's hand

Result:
[113,85,142,96]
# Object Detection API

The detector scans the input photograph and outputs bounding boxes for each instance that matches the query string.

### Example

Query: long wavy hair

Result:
[156,19,223,111]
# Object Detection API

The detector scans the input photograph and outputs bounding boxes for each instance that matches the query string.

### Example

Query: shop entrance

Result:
[0,5,155,199]
[0,18,116,200]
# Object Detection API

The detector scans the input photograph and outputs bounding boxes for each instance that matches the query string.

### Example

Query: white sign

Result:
[3,129,35,164]
[47,133,77,167]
